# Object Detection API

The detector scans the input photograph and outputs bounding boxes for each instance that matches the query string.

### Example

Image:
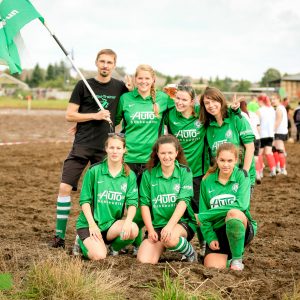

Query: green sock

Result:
[55,196,71,239]
[133,229,143,247]
[196,227,204,244]
[111,237,135,252]
[226,218,246,260]
[132,207,144,247]
[168,237,194,257]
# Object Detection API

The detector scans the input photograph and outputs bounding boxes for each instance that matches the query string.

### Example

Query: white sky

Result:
[4,0,300,82]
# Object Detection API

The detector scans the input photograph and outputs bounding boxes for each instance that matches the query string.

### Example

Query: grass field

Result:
[0,96,68,110]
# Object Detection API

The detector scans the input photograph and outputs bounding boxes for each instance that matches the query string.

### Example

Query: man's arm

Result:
[65,103,111,123]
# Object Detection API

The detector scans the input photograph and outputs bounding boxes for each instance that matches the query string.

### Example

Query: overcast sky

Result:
[4,0,300,82]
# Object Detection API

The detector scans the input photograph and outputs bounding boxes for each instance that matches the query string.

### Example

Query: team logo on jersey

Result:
[98,190,124,202]
[174,184,180,193]
[225,129,233,139]
[194,120,201,128]
[212,140,227,153]
[232,183,239,193]
[130,112,156,120]
[121,183,127,193]
[210,194,236,208]
[153,194,177,205]
[176,129,198,139]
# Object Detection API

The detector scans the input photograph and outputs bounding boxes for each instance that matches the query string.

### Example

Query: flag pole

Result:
[41,21,113,124]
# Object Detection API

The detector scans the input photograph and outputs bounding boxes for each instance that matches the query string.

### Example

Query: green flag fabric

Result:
[0,23,21,73]
[0,0,44,74]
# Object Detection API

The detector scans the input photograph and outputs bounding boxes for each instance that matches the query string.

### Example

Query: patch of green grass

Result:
[148,269,221,300]
[10,254,125,300]
[0,97,68,110]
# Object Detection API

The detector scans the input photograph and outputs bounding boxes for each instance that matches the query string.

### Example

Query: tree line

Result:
[9,62,283,93]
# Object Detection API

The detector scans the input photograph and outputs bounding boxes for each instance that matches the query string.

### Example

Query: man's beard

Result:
[100,70,109,77]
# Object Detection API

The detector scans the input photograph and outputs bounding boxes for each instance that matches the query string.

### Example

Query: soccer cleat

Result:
[199,241,206,257]
[72,235,81,256]
[230,259,244,271]
[269,169,276,177]
[108,245,119,256]
[280,168,287,176]
[186,248,198,263]
[132,246,139,256]
[49,235,65,248]
[256,174,262,184]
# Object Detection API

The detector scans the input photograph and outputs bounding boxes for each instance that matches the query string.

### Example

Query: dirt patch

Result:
[1,109,299,299]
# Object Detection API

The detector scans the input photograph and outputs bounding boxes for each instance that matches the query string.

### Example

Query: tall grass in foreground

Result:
[1,254,125,300]
[148,269,222,300]
[282,279,300,300]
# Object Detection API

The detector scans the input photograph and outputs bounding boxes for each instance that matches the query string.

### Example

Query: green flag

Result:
[0,0,44,74]
[0,22,21,73]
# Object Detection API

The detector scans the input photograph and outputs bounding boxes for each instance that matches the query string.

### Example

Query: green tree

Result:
[46,64,55,81]
[234,79,251,92]
[29,64,44,87]
[260,68,281,87]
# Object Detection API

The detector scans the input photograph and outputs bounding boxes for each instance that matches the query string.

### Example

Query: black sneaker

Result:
[49,235,65,248]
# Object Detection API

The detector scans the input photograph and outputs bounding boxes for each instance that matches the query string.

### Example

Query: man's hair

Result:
[95,49,117,63]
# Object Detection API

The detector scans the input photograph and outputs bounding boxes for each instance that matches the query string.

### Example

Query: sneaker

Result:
[49,235,65,248]
[269,169,276,177]
[230,259,244,271]
[256,174,261,184]
[72,235,81,256]
[260,170,264,178]
[186,248,198,263]
[132,246,139,256]
[199,241,206,257]
[281,168,287,176]
[108,245,119,256]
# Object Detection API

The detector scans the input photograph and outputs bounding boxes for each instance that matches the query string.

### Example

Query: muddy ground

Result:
[0,109,299,299]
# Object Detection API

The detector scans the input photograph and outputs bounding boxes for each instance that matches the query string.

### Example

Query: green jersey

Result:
[139,161,197,232]
[76,160,138,231]
[164,105,207,177]
[116,88,174,163]
[198,166,257,245]
[206,113,256,185]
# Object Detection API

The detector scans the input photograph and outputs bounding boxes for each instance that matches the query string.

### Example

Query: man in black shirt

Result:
[50,49,129,248]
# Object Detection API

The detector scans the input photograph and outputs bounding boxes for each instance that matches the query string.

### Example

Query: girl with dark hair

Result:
[75,134,139,260]
[198,143,257,271]
[137,135,197,264]
[164,85,207,254]
[199,87,256,189]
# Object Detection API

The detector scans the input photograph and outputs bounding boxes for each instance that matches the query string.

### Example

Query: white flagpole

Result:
[41,21,112,125]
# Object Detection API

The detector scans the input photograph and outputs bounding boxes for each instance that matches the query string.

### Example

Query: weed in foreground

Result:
[17,254,125,300]
[148,269,221,300]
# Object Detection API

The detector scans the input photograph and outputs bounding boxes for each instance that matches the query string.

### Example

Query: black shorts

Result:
[61,144,106,191]
[204,220,254,260]
[144,222,194,242]
[77,225,114,245]
[254,139,261,156]
[260,137,273,148]
[274,134,288,141]
[126,163,146,187]
[191,176,203,214]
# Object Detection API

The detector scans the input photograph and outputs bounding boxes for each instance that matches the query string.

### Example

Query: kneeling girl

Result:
[76,133,139,260]
[137,135,197,264]
[198,142,257,270]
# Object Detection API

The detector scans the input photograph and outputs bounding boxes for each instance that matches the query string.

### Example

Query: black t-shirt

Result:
[70,78,128,149]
